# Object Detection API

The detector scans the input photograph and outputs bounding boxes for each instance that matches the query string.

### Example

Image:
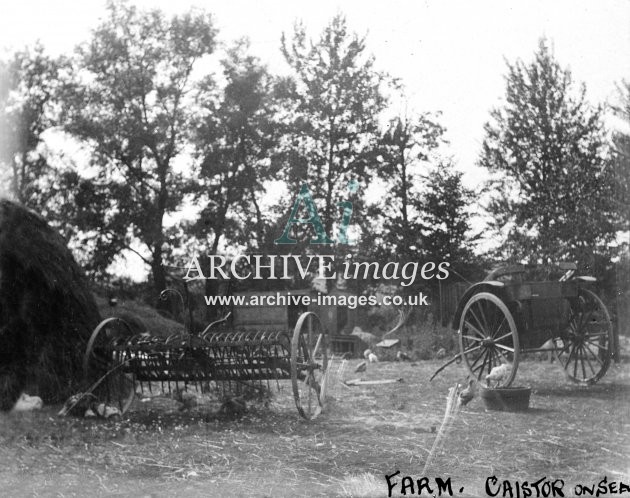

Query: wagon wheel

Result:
[83,317,137,415]
[556,289,613,385]
[290,312,328,420]
[459,292,519,387]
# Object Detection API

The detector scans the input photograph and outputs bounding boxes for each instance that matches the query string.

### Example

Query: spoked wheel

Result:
[290,312,328,420]
[83,317,137,414]
[556,289,613,385]
[459,292,519,387]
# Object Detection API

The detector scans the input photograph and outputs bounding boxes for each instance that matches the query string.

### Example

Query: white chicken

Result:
[363,349,373,360]
[485,363,512,388]
[94,403,122,419]
[368,352,379,363]
[12,393,43,412]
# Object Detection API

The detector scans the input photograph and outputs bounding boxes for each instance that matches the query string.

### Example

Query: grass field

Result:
[1,358,628,497]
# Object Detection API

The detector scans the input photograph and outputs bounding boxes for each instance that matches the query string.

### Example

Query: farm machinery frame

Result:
[82,289,330,420]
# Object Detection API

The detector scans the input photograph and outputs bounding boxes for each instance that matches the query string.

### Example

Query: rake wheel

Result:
[290,312,328,420]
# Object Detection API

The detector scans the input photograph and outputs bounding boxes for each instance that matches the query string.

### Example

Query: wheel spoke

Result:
[491,316,507,339]
[495,344,515,353]
[461,334,483,342]
[583,342,604,367]
[469,306,486,337]
[463,320,486,339]
[493,332,513,343]
[582,331,609,338]
[496,346,512,365]
[467,309,487,335]
[579,346,586,379]
[581,345,597,376]
[312,333,323,358]
[476,301,491,335]
[462,343,484,356]
[557,339,572,359]
[584,339,608,353]
[572,345,579,378]
[469,348,486,370]
[472,350,490,378]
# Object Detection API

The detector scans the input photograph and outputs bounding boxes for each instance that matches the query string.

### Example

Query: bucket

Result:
[480,386,531,411]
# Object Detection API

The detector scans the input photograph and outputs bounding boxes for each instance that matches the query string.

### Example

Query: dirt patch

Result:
[1,359,628,497]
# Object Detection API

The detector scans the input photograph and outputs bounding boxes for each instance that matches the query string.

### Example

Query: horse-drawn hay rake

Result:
[83,290,329,420]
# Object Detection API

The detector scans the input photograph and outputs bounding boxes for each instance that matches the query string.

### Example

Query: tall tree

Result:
[420,161,477,278]
[611,80,630,235]
[191,40,278,256]
[370,114,445,261]
[0,45,60,208]
[479,39,620,271]
[277,15,388,246]
[60,1,217,291]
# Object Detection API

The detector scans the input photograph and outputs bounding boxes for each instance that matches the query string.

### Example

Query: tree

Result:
[0,44,61,209]
[479,39,620,271]
[611,80,630,235]
[191,40,278,256]
[60,1,217,293]
[370,114,445,262]
[277,15,388,246]
[420,161,477,280]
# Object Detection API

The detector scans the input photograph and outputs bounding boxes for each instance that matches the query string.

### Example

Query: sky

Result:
[1,0,629,278]
[1,0,629,181]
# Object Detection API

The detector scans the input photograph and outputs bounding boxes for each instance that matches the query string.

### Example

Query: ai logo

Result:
[274,181,358,245]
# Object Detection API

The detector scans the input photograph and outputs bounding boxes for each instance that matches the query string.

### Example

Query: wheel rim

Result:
[459,292,519,386]
[290,312,328,420]
[84,317,136,414]
[557,289,612,385]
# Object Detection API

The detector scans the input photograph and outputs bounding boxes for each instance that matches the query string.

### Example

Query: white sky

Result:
[1,0,629,278]
[2,0,629,180]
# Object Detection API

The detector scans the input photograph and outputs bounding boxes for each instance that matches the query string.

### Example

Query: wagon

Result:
[82,289,329,420]
[452,262,613,387]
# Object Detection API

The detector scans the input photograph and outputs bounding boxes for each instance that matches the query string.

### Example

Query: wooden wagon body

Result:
[451,263,613,386]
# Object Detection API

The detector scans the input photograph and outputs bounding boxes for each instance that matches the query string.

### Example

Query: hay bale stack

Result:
[0,199,101,409]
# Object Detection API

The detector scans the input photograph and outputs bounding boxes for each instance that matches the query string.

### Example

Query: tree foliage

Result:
[191,40,278,255]
[611,80,630,234]
[278,15,388,241]
[60,0,217,291]
[479,40,620,270]
[370,115,445,261]
[0,45,61,209]
[420,161,478,279]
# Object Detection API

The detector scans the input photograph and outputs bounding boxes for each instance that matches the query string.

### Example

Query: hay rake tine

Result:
[84,299,327,420]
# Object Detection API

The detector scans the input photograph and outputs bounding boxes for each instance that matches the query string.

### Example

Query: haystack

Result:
[0,199,102,409]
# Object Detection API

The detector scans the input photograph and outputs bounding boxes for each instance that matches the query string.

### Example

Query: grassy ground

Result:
[1,358,628,497]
